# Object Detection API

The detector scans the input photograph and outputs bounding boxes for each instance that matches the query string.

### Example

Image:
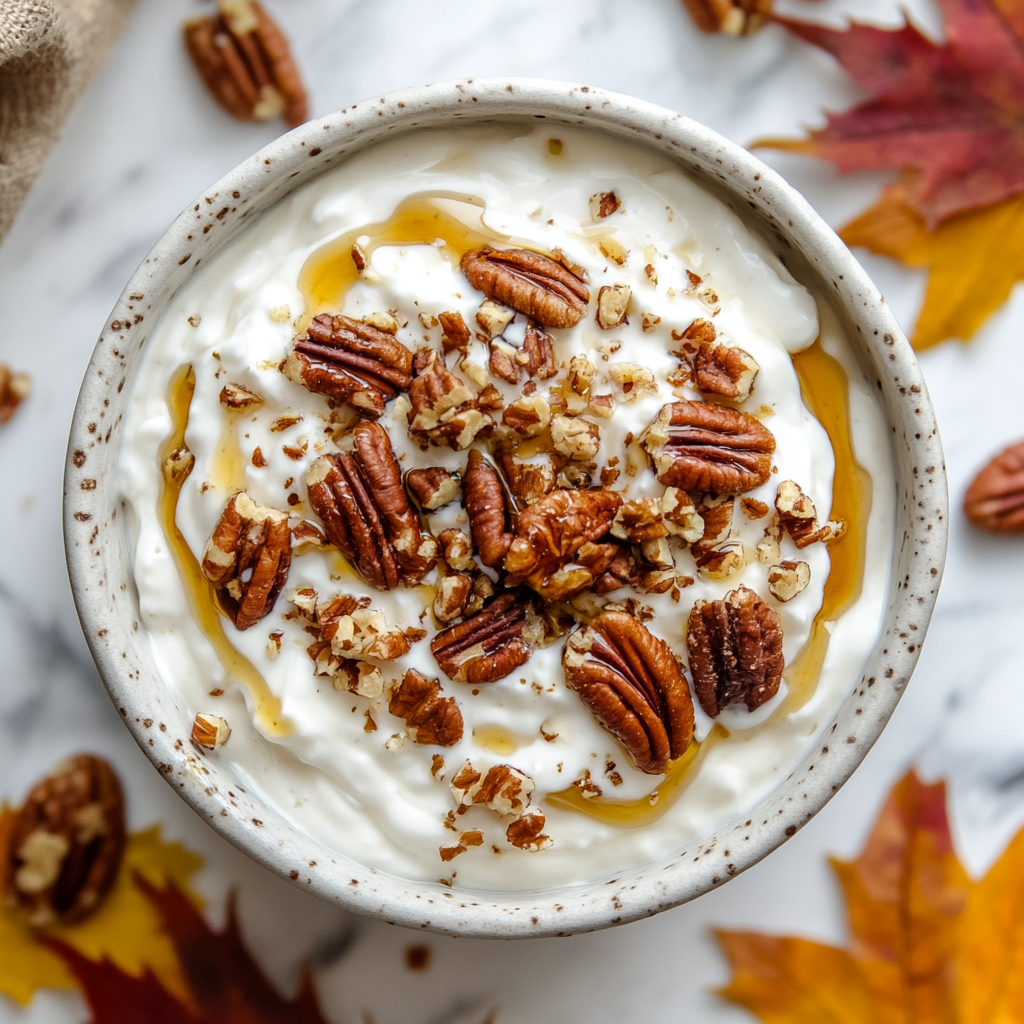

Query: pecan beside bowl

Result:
[65,80,945,938]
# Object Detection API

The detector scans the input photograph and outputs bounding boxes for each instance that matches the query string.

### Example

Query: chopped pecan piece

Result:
[201,492,291,629]
[450,762,534,816]
[389,669,463,746]
[551,414,600,461]
[406,467,461,510]
[642,401,775,495]
[312,593,425,661]
[192,713,231,748]
[494,449,557,506]
[767,560,811,602]
[671,318,717,353]
[438,310,471,355]
[596,284,630,329]
[775,480,845,548]
[686,586,784,717]
[431,590,543,683]
[306,422,436,589]
[519,322,557,379]
[964,441,1024,532]
[438,528,476,572]
[506,810,552,851]
[407,350,493,450]
[611,497,669,544]
[283,313,414,418]
[461,248,590,329]
[609,362,657,400]
[504,488,622,601]
[590,191,621,219]
[4,755,125,927]
[183,0,307,127]
[503,395,551,437]
[0,365,30,424]
[692,343,759,402]
[433,572,472,623]
[563,612,694,774]
[661,488,704,543]
[463,450,515,568]
[477,301,515,339]
[219,382,263,409]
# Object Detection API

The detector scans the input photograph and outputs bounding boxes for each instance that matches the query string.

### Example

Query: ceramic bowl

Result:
[63,78,946,937]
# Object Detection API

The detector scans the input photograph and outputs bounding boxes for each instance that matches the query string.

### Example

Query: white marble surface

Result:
[3,0,1024,1020]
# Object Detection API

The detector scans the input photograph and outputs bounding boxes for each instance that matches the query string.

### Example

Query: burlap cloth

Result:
[0,0,137,243]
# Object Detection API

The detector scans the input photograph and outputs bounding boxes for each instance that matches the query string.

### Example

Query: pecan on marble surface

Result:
[562,612,694,775]
[306,421,436,590]
[686,585,784,717]
[283,313,414,418]
[183,0,307,127]
[389,669,463,746]
[0,366,30,424]
[683,0,771,35]
[503,488,622,601]
[461,248,590,329]
[407,350,494,450]
[201,491,291,629]
[642,400,775,495]
[430,589,544,684]
[4,755,125,927]
[964,441,1024,532]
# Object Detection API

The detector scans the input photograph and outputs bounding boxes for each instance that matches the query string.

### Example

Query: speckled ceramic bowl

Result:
[63,79,946,937]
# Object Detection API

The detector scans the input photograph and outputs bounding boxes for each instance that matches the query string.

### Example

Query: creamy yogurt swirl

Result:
[120,125,894,889]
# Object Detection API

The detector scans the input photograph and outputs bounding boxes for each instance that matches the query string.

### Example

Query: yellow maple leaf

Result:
[717,771,1024,1024]
[0,807,203,1007]
[840,187,1024,351]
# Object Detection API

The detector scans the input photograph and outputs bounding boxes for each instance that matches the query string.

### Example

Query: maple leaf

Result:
[840,185,1024,349]
[0,807,203,1007]
[46,877,331,1024]
[761,0,1024,227]
[716,769,1024,1023]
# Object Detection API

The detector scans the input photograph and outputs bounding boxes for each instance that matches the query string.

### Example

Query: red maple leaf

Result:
[766,0,1024,225]
[47,877,329,1024]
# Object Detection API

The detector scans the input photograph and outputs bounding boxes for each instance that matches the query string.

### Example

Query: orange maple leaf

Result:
[47,877,330,1024]
[716,770,1024,1023]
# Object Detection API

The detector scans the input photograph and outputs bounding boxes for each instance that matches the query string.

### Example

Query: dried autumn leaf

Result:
[715,770,1024,1024]
[0,809,203,1006]
[840,185,1024,350]
[46,877,330,1023]
[763,0,1024,226]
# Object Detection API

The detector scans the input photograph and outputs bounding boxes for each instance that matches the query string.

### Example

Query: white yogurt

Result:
[119,125,894,889]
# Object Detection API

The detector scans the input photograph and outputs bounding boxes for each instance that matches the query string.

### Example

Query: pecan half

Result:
[964,441,1024,532]
[563,612,694,775]
[283,313,414,418]
[201,492,291,629]
[407,350,494,450]
[461,248,590,329]
[406,467,461,510]
[503,489,622,600]
[463,450,515,568]
[389,669,463,746]
[183,0,307,127]
[306,422,436,589]
[430,589,543,683]
[683,0,771,35]
[686,586,784,717]
[4,755,125,927]
[642,401,775,495]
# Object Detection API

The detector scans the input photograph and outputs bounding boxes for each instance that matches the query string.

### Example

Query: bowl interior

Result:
[63,79,946,937]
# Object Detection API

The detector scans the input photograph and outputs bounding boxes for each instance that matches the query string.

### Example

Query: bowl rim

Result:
[63,77,947,938]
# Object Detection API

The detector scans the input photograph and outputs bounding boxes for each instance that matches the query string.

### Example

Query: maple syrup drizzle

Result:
[547,340,869,827]
[545,725,728,828]
[298,193,510,324]
[159,365,290,736]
